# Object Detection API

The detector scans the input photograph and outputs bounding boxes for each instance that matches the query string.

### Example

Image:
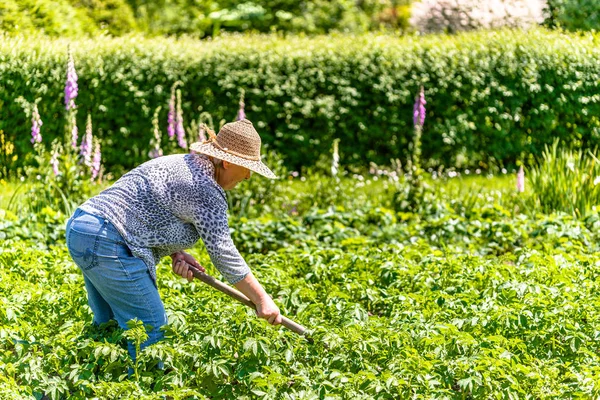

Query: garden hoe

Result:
[184,262,313,343]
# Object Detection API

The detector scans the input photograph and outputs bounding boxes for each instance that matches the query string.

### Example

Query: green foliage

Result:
[1,0,409,38]
[20,144,102,216]
[226,147,289,218]
[4,172,600,398]
[6,98,105,215]
[69,0,138,36]
[0,0,97,37]
[526,140,600,217]
[0,130,17,178]
[3,29,600,175]
[545,0,600,32]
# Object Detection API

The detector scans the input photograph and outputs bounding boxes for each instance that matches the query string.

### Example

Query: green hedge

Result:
[545,0,600,32]
[2,29,600,174]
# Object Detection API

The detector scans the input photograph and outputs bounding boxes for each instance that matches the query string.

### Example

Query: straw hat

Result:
[190,119,277,179]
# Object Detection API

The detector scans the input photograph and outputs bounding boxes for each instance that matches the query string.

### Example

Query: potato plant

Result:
[2,174,600,399]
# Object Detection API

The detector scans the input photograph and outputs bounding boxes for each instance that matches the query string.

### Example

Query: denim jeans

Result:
[65,208,168,365]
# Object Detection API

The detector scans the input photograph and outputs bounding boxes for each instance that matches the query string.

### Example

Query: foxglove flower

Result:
[31,104,42,144]
[176,89,187,148]
[149,148,163,159]
[80,114,93,166]
[237,90,246,121]
[237,101,246,121]
[65,50,78,111]
[168,91,176,139]
[70,113,78,149]
[167,81,182,139]
[413,87,426,127]
[50,146,60,177]
[517,165,525,192]
[198,124,207,142]
[331,139,340,177]
[91,138,101,180]
[149,106,163,159]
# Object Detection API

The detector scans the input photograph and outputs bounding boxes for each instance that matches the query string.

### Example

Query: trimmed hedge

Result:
[2,29,600,173]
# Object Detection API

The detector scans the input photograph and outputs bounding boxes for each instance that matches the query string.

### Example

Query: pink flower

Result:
[31,104,42,144]
[50,148,60,176]
[413,86,426,127]
[70,113,78,149]
[175,89,187,148]
[517,165,525,192]
[91,139,101,180]
[237,100,246,121]
[149,106,163,159]
[168,92,176,139]
[149,148,163,159]
[80,114,93,166]
[237,90,246,121]
[168,81,182,139]
[65,50,78,111]
[198,125,207,142]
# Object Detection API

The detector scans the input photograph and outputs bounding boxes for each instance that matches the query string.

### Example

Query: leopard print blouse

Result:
[79,154,250,285]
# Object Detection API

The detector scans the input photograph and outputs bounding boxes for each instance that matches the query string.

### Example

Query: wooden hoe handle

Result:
[186,264,308,337]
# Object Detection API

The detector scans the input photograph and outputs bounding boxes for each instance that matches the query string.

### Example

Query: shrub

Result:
[545,0,600,32]
[3,29,600,175]
[0,0,97,37]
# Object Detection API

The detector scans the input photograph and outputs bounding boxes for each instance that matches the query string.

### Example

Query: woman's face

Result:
[218,161,252,190]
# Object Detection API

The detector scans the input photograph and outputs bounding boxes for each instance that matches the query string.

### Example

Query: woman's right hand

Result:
[255,295,282,326]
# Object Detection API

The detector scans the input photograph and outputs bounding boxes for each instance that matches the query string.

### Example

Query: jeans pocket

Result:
[67,229,100,270]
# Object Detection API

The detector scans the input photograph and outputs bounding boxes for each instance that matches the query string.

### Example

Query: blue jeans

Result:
[65,208,168,364]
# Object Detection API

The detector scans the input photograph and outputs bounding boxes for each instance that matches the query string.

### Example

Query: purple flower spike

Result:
[149,148,163,159]
[149,106,163,159]
[91,139,101,180]
[237,90,246,121]
[176,117,186,148]
[70,113,78,149]
[413,86,426,127]
[31,104,43,144]
[65,50,78,111]
[175,89,187,148]
[237,100,246,121]
[50,148,60,176]
[168,92,176,139]
[168,81,182,139]
[198,125,207,143]
[80,114,93,166]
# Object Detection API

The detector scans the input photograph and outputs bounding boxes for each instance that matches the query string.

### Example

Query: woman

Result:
[65,119,282,363]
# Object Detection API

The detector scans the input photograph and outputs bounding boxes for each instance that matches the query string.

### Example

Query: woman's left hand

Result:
[170,251,205,282]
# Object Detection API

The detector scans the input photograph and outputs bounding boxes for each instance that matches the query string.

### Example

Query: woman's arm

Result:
[170,251,282,326]
[234,272,282,326]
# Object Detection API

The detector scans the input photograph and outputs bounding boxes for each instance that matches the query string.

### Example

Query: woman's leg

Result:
[82,274,115,325]
[66,209,117,325]
[66,209,168,362]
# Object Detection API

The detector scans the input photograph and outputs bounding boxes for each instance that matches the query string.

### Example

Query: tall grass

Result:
[527,140,600,217]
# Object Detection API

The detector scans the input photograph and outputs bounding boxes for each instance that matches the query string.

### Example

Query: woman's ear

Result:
[222,160,230,169]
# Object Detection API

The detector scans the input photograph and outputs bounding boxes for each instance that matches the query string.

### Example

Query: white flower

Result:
[410,0,548,33]
[331,139,340,177]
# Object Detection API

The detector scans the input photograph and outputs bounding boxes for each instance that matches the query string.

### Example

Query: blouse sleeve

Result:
[189,185,251,285]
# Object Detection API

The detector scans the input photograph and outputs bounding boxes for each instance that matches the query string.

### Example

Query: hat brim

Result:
[190,142,277,179]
